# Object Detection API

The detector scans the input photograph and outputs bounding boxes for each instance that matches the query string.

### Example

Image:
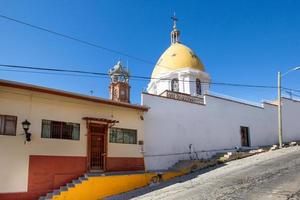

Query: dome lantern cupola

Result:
[170,13,180,44]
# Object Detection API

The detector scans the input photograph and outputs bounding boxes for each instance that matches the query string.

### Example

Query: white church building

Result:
[0,15,300,200]
[142,17,300,170]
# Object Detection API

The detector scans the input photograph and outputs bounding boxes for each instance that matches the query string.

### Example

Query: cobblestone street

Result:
[107,146,300,200]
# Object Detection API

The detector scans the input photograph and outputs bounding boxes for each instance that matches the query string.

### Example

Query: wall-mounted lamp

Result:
[22,120,31,142]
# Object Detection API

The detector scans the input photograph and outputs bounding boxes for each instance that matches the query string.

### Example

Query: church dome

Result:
[151,43,205,78]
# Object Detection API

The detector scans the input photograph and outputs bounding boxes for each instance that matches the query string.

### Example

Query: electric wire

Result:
[0,68,149,82]
[2,63,300,92]
[1,13,300,92]
[0,64,282,90]
[1,14,299,91]
[0,14,174,71]
[0,68,105,79]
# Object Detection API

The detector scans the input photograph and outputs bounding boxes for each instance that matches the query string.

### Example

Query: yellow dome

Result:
[151,43,205,78]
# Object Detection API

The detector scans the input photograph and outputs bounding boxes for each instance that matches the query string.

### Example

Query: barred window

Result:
[41,120,80,140]
[0,115,17,136]
[109,128,137,144]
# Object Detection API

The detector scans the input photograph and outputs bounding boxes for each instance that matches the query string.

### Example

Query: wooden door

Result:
[240,126,250,147]
[89,125,106,170]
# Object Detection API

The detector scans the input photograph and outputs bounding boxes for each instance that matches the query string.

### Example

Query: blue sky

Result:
[0,0,299,103]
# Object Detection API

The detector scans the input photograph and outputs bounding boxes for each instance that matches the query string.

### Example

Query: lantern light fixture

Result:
[22,120,31,142]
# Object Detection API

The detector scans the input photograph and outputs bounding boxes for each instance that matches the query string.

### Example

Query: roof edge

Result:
[0,79,148,112]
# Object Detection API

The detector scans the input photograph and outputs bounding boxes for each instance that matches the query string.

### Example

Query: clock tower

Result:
[109,61,130,103]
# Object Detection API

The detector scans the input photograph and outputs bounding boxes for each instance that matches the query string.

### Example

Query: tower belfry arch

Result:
[170,13,180,44]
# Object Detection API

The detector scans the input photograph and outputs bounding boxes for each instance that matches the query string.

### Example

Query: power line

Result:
[0,14,153,64]
[0,68,150,82]
[0,64,107,76]
[0,68,105,79]
[282,87,300,94]
[1,13,299,91]
[0,14,175,71]
[0,64,288,90]
[0,64,152,82]
[3,13,297,91]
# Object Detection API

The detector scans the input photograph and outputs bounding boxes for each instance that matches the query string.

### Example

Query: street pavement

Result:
[106,146,300,200]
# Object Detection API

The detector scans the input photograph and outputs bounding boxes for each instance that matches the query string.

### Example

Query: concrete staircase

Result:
[38,171,144,200]
[39,176,88,200]
[38,171,159,200]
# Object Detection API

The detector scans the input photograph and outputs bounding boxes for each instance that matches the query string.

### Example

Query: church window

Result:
[109,128,137,144]
[171,78,179,92]
[41,120,80,140]
[196,78,202,95]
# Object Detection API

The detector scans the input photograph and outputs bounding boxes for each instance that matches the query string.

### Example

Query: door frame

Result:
[87,123,108,171]
[240,126,250,147]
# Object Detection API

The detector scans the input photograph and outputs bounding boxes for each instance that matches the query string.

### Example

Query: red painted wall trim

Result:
[0,191,43,200]
[106,157,145,171]
[28,155,87,193]
[0,156,144,200]
[0,155,87,200]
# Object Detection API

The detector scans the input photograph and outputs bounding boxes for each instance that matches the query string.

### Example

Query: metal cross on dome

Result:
[171,12,178,29]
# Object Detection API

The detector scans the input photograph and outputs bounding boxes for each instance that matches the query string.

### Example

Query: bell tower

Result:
[109,61,130,103]
[171,13,180,44]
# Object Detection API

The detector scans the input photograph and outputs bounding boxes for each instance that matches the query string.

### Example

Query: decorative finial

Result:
[170,12,180,44]
[171,12,178,29]
[109,60,129,83]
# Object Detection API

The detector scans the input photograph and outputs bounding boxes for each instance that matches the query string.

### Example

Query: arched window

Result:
[196,78,201,95]
[171,78,179,92]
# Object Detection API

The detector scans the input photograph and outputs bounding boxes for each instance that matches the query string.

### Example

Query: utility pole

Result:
[277,71,283,149]
[277,66,300,149]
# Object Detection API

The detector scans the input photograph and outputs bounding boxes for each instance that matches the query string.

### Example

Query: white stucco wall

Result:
[142,93,300,170]
[282,98,300,142]
[0,86,145,193]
